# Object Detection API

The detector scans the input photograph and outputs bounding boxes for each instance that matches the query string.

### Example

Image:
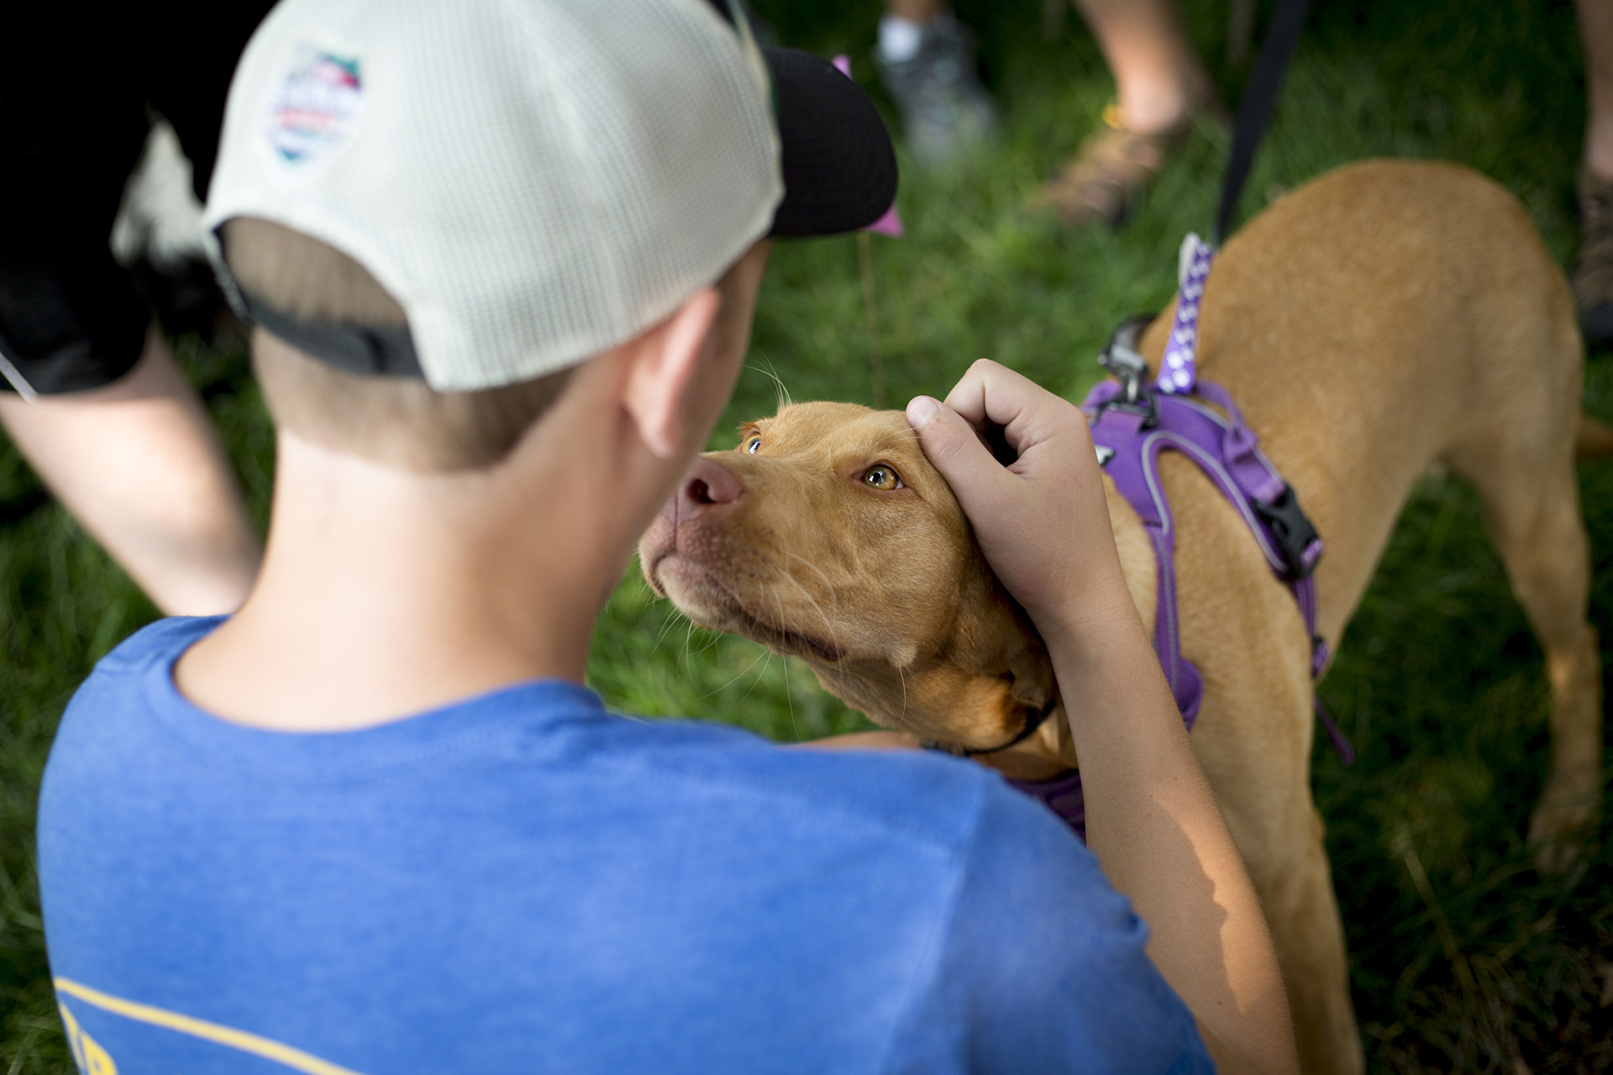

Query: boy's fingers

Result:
[942,359,1025,429]
[942,359,1075,458]
[905,395,1013,517]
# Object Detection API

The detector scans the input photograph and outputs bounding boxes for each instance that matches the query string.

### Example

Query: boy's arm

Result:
[907,360,1299,1075]
[790,730,920,750]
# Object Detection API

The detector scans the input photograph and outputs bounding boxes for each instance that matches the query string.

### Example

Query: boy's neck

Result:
[173,248,763,733]
[173,420,641,732]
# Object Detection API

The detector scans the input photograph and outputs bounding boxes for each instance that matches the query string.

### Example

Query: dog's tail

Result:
[1577,413,1613,461]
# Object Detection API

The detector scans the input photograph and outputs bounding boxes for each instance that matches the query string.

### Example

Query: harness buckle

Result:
[1094,391,1158,429]
[1098,316,1154,398]
[1096,314,1160,428]
[1251,485,1323,580]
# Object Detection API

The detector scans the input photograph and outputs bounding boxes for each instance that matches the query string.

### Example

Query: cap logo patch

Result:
[267,47,364,166]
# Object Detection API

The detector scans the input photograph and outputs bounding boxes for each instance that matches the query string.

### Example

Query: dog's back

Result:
[1160,160,1581,643]
[1121,160,1593,1072]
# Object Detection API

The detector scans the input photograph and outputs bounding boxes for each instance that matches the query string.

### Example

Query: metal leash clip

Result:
[1095,314,1159,426]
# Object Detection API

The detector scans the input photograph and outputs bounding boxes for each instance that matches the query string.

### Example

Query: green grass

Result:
[4,0,1612,1070]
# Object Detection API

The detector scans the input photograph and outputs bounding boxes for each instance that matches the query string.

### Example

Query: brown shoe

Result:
[1032,105,1194,229]
[1574,166,1613,345]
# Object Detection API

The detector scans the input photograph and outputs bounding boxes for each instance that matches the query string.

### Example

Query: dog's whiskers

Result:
[745,354,793,411]
[782,548,839,595]
[703,638,774,701]
[651,606,688,652]
[774,563,845,662]
[678,617,702,669]
[776,539,846,656]
[769,582,802,741]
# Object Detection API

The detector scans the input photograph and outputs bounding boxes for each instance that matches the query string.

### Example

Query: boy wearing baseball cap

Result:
[37,1,1295,1072]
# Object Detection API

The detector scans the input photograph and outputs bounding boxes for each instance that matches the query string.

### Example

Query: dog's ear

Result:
[992,583,1057,722]
[983,590,1069,771]
[951,563,1058,715]
[1002,611,1056,713]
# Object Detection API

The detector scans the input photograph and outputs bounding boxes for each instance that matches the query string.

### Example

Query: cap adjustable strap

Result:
[236,286,424,379]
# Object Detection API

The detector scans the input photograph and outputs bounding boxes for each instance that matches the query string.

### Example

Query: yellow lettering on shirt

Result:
[54,979,366,1075]
[58,1001,118,1075]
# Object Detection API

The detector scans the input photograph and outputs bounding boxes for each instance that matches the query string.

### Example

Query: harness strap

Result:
[1084,373,1354,766]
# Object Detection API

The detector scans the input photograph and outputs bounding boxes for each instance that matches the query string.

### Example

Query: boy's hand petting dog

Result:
[909,360,1300,1075]
[905,359,1141,659]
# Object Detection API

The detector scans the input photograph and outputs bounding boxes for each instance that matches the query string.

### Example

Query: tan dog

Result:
[639,159,1605,1074]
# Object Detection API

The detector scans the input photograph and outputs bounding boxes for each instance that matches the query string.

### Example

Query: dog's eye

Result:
[863,465,903,490]
[743,435,762,454]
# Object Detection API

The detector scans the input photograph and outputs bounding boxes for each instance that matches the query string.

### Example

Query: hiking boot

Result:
[1574,165,1613,345]
[874,12,997,167]
[1031,104,1194,229]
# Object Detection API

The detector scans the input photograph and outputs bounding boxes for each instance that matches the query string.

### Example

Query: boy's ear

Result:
[622,287,722,458]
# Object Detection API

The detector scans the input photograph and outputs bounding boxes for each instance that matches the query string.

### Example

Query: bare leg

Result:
[1572,0,1613,334]
[1579,0,1613,180]
[874,0,997,166]
[886,0,940,20]
[1033,0,1216,226]
[1070,0,1214,133]
[0,326,261,615]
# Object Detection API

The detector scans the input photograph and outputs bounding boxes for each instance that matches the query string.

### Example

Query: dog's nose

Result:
[676,456,744,518]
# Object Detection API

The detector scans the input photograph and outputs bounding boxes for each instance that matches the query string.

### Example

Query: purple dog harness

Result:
[1007,235,1354,840]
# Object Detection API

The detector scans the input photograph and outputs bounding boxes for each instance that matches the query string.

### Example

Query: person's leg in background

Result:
[0,329,260,616]
[1573,0,1613,343]
[1036,0,1221,228]
[0,4,262,617]
[1074,0,1217,137]
[874,0,999,166]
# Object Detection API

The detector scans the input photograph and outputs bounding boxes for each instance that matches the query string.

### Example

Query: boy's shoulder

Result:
[53,615,1026,852]
[91,614,224,673]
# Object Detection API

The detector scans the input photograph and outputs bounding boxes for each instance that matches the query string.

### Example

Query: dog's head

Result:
[639,402,1064,767]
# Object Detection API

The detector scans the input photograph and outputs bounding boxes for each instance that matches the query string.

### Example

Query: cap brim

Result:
[763,48,898,238]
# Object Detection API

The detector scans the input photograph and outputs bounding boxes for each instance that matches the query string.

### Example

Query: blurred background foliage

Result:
[3,0,1611,1070]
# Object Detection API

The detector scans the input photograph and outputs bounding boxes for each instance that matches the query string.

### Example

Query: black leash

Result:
[1213,0,1311,244]
[930,0,1314,761]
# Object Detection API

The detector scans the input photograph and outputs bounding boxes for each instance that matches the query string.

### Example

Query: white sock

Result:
[878,15,925,63]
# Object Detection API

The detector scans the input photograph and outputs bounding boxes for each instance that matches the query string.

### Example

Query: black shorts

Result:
[0,3,273,395]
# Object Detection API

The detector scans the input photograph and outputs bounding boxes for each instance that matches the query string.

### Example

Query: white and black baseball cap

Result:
[203,0,897,392]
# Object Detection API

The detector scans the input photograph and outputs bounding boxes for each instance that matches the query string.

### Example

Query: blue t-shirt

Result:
[38,617,1211,1074]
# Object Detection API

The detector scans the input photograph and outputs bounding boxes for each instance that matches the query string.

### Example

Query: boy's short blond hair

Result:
[221,217,573,472]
